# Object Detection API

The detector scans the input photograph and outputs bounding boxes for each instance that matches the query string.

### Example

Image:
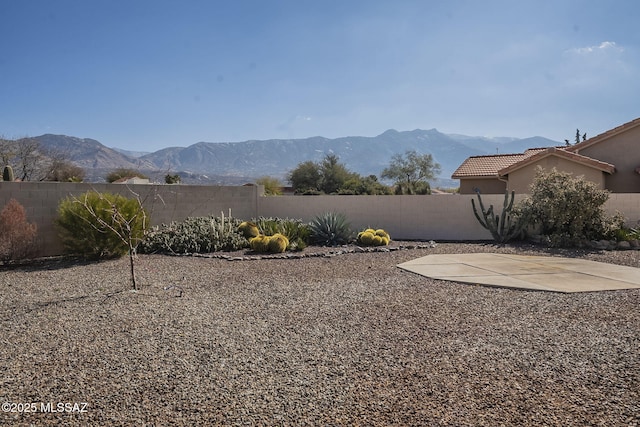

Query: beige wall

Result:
[506,157,606,193]
[2,182,639,257]
[458,178,507,194]
[575,125,640,193]
[0,182,259,256]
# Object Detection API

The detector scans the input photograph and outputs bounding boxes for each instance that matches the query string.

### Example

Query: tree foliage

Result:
[255,176,283,195]
[318,154,354,194]
[56,190,151,289]
[288,154,391,195]
[518,167,620,247]
[287,160,323,194]
[106,168,149,183]
[43,159,85,182]
[381,150,441,195]
[164,173,181,184]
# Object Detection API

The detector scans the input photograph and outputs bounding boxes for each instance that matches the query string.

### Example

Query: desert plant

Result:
[472,190,527,244]
[249,217,310,251]
[255,176,283,195]
[140,211,247,254]
[248,233,290,253]
[267,233,289,253]
[238,221,260,238]
[0,198,37,262]
[3,165,15,181]
[56,190,150,288]
[518,167,619,247]
[309,212,352,246]
[356,228,390,246]
[56,191,148,259]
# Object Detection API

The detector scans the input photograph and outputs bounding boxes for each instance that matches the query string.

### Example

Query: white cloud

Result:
[569,41,624,55]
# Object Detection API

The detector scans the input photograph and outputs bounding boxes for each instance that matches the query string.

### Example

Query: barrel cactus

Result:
[238,221,259,238]
[250,233,290,253]
[267,233,289,253]
[357,228,390,246]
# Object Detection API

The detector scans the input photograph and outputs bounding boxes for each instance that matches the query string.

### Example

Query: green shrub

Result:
[56,191,148,259]
[309,212,352,246]
[140,211,247,254]
[3,165,15,181]
[519,167,620,247]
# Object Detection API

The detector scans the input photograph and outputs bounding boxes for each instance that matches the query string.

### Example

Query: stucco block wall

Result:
[258,194,510,241]
[2,181,639,257]
[0,182,259,256]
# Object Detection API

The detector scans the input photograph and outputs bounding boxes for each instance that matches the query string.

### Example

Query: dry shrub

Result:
[0,198,38,262]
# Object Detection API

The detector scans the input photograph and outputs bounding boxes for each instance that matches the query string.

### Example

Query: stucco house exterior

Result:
[452,117,640,194]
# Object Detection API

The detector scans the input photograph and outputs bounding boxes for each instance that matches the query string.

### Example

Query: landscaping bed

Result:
[1,243,638,426]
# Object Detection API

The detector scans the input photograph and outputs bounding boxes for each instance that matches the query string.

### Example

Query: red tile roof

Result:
[498,147,616,176]
[451,148,549,178]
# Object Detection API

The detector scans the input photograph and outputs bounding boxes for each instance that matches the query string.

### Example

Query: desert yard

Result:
[0,243,638,426]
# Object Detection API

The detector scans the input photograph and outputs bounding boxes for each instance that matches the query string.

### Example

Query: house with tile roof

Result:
[452,117,640,194]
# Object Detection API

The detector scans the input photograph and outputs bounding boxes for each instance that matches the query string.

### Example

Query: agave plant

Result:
[309,212,352,246]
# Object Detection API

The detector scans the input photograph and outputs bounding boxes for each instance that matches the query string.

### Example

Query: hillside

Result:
[34,131,560,185]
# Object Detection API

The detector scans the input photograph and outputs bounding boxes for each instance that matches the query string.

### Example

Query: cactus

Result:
[238,221,259,238]
[357,228,390,246]
[471,190,526,243]
[3,165,14,181]
[267,233,289,253]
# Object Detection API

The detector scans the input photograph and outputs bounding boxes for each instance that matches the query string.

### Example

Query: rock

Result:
[617,241,631,250]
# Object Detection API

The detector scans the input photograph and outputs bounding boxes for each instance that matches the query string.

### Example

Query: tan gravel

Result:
[0,243,638,426]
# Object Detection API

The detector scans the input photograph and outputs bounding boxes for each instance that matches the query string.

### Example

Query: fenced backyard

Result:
[1,181,639,257]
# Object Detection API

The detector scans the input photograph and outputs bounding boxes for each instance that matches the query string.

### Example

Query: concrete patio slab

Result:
[397,253,640,293]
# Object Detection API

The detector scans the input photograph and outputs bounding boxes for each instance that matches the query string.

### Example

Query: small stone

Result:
[617,241,631,250]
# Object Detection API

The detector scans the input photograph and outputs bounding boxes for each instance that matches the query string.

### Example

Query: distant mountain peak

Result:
[33,131,560,186]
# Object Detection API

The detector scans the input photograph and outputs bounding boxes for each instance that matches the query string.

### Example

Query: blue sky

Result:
[1,0,638,151]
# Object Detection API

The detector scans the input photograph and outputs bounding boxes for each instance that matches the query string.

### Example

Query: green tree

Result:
[339,174,391,195]
[381,150,441,195]
[288,160,322,194]
[164,173,181,184]
[255,176,283,195]
[319,154,353,194]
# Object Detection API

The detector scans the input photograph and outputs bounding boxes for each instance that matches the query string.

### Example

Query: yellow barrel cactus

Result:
[357,228,390,246]
[249,233,290,253]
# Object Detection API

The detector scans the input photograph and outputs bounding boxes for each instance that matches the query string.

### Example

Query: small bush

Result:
[56,191,148,259]
[0,199,37,262]
[140,212,247,254]
[519,167,620,247]
[309,212,352,246]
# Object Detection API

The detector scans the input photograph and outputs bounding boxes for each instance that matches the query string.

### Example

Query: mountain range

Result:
[33,130,560,186]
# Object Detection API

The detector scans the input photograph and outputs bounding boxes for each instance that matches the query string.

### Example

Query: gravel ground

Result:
[0,242,638,426]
